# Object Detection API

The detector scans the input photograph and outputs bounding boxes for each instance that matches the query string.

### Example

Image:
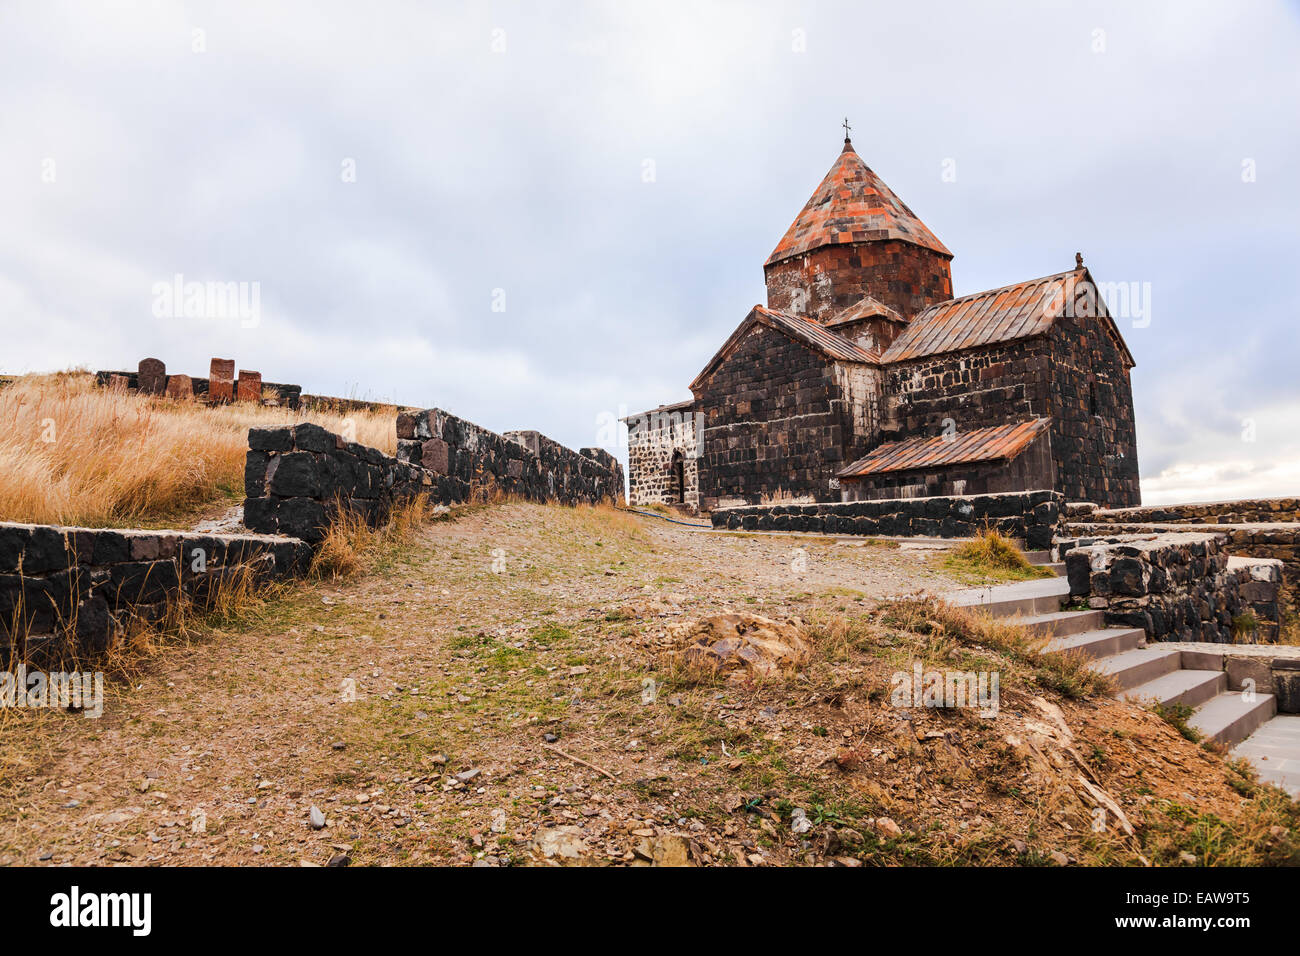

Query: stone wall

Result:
[883,338,1052,442]
[694,323,862,508]
[1046,314,1141,508]
[242,423,438,543]
[623,404,700,510]
[0,521,309,665]
[395,408,623,507]
[1070,519,1300,610]
[1060,531,1282,643]
[712,490,1064,550]
[764,238,953,325]
[1082,497,1300,525]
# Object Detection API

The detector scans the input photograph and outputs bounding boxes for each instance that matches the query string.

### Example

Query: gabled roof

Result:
[690,305,878,392]
[836,418,1051,478]
[766,141,951,267]
[880,267,1136,366]
[823,294,904,329]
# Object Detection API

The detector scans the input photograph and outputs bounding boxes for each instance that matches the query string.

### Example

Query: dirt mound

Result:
[665,613,813,681]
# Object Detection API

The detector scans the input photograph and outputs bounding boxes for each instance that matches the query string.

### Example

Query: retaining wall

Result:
[242,423,440,543]
[0,521,309,665]
[1060,531,1283,643]
[1079,496,1300,525]
[395,408,623,506]
[710,490,1065,550]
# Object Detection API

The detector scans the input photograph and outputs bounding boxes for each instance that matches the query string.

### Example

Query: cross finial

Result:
[1075,251,1084,269]
[842,117,852,142]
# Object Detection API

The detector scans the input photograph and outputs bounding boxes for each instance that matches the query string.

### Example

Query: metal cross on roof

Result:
[842,117,852,141]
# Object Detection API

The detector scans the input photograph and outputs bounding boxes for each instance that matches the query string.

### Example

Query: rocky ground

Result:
[1,503,1296,867]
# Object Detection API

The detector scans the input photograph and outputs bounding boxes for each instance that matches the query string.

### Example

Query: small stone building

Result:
[626,135,1141,512]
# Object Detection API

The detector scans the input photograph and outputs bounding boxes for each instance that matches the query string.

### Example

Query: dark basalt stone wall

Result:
[694,324,852,508]
[1060,531,1282,643]
[395,409,623,507]
[0,521,309,666]
[1046,315,1140,508]
[712,490,1064,550]
[243,423,439,543]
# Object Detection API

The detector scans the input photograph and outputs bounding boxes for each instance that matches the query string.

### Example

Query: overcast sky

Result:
[2,1,1297,505]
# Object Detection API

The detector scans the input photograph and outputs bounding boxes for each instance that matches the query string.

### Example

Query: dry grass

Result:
[310,495,445,580]
[0,371,397,527]
[942,527,1056,585]
[875,594,1116,700]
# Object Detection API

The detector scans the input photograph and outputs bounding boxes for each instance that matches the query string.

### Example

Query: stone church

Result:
[625,133,1141,513]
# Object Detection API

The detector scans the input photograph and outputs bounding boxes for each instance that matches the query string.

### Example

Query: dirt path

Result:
[3,504,1292,868]
[0,505,963,866]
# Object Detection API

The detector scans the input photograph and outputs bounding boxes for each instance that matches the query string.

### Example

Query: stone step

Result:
[1120,669,1226,710]
[948,576,1069,618]
[1189,692,1278,748]
[1012,609,1106,638]
[1089,646,1182,691]
[1230,714,1300,797]
[1045,627,1145,662]
[1042,562,1066,576]
[1023,550,1053,566]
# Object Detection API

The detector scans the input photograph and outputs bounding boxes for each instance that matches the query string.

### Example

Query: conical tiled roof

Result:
[766,141,951,266]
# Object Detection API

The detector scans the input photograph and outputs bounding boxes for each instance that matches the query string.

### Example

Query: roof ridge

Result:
[916,267,1083,315]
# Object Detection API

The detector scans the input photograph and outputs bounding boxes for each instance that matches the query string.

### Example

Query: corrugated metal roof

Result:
[823,295,903,328]
[756,306,881,363]
[689,305,879,392]
[836,418,1050,478]
[881,269,1081,363]
[881,270,1078,362]
[766,142,951,266]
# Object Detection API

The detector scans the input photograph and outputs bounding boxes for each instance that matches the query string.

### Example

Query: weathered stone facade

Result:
[622,402,700,509]
[626,138,1142,513]
[764,238,953,327]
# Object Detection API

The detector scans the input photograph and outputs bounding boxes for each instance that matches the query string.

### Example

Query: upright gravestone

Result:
[209,358,235,403]
[236,370,262,403]
[138,358,166,395]
[165,374,194,400]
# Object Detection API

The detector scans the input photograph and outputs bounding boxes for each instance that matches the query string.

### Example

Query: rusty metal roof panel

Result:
[835,419,1051,478]
[882,270,1079,363]
[756,306,882,364]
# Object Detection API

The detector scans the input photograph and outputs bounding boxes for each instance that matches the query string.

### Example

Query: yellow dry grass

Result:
[0,371,397,527]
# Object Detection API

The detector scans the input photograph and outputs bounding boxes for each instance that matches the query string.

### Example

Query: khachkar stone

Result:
[138,357,166,395]
[209,357,235,402]
[165,374,194,400]
[236,370,262,403]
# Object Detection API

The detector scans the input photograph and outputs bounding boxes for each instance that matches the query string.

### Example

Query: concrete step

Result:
[1012,609,1106,638]
[1089,646,1181,691]
[1023,550,1053,566]
[948,576,1068,618]
[1230,714,1300,797]
[1188,691,1278,748]
[1042,562,1066,576]
[1120,668,1226,710]
[1045,627,1144,661]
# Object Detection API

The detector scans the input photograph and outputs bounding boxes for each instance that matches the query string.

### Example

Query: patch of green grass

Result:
[1152,701,1202,743]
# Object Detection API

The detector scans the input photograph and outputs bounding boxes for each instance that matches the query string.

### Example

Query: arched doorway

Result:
[669,451,685,504]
